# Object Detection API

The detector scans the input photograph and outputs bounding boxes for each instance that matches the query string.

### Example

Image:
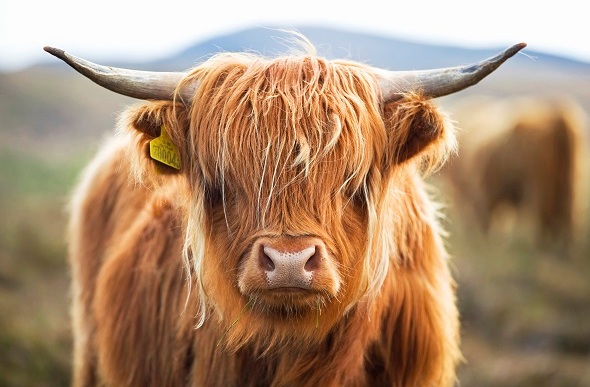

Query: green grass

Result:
[0,147,86,197]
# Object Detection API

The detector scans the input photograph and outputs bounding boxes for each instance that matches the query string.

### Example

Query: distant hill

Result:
[127,26,590,77]
[33,25,590,76]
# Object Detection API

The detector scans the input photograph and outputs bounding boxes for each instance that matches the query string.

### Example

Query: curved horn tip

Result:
[505,42,527,57]
[482,42,527,70]
[43,46,65,58]
[479,42,527,69]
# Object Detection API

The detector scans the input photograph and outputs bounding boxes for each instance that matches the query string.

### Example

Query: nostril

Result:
[261,244,318,276]
[304,251,320,271]
[260,247,276,271]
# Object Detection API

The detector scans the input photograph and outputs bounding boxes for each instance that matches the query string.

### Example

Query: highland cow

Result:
[444,95,586,251]
[45,36,524,386]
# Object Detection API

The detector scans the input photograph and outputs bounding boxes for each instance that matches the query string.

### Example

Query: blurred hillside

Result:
[35,26,590,75]
[1,26,589,386]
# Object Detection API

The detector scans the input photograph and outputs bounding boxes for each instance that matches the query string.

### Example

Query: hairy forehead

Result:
[187,53,387,190]
[189,51,381,108]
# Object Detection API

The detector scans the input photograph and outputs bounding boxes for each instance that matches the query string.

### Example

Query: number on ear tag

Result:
[149,125,181,170]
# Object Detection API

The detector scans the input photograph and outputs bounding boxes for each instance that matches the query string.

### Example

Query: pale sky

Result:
[1,0,588,72]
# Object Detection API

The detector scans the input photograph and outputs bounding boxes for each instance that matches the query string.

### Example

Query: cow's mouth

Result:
[268,287,313,294]
[246,289,327,318]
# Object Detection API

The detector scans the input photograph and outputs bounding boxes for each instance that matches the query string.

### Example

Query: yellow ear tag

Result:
[149,125,181,170]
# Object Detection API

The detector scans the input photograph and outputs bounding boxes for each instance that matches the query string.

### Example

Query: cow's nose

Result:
[260,244,319,289]
[238,236,340,297]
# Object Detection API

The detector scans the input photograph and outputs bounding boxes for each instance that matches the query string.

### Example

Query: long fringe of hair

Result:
[119,35,457,332]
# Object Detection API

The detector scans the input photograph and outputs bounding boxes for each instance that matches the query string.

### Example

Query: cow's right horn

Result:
[43,46,195,102]
[376,42,527,102]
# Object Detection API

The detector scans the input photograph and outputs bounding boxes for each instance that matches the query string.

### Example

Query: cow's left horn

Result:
[376,42,527,102]
[44,46,195,102]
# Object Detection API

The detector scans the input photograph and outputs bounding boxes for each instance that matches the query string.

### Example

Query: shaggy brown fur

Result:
[444,95,587,250]
[68,42,461,386]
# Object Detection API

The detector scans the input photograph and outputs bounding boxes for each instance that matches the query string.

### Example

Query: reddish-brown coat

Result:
[68,50,460,386]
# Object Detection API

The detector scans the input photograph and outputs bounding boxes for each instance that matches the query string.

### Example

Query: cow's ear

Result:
[128,101,189,139]
[122,101,191,175]
[383,94,455,166]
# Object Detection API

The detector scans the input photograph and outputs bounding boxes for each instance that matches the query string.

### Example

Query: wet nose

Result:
[260,244,319,288]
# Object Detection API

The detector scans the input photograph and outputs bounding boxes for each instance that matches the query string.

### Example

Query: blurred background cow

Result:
[442,94,588,255]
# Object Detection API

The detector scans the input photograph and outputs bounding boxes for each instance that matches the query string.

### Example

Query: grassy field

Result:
[439,177,590,386]
[0,147,88,386]
[1,69,589,386]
